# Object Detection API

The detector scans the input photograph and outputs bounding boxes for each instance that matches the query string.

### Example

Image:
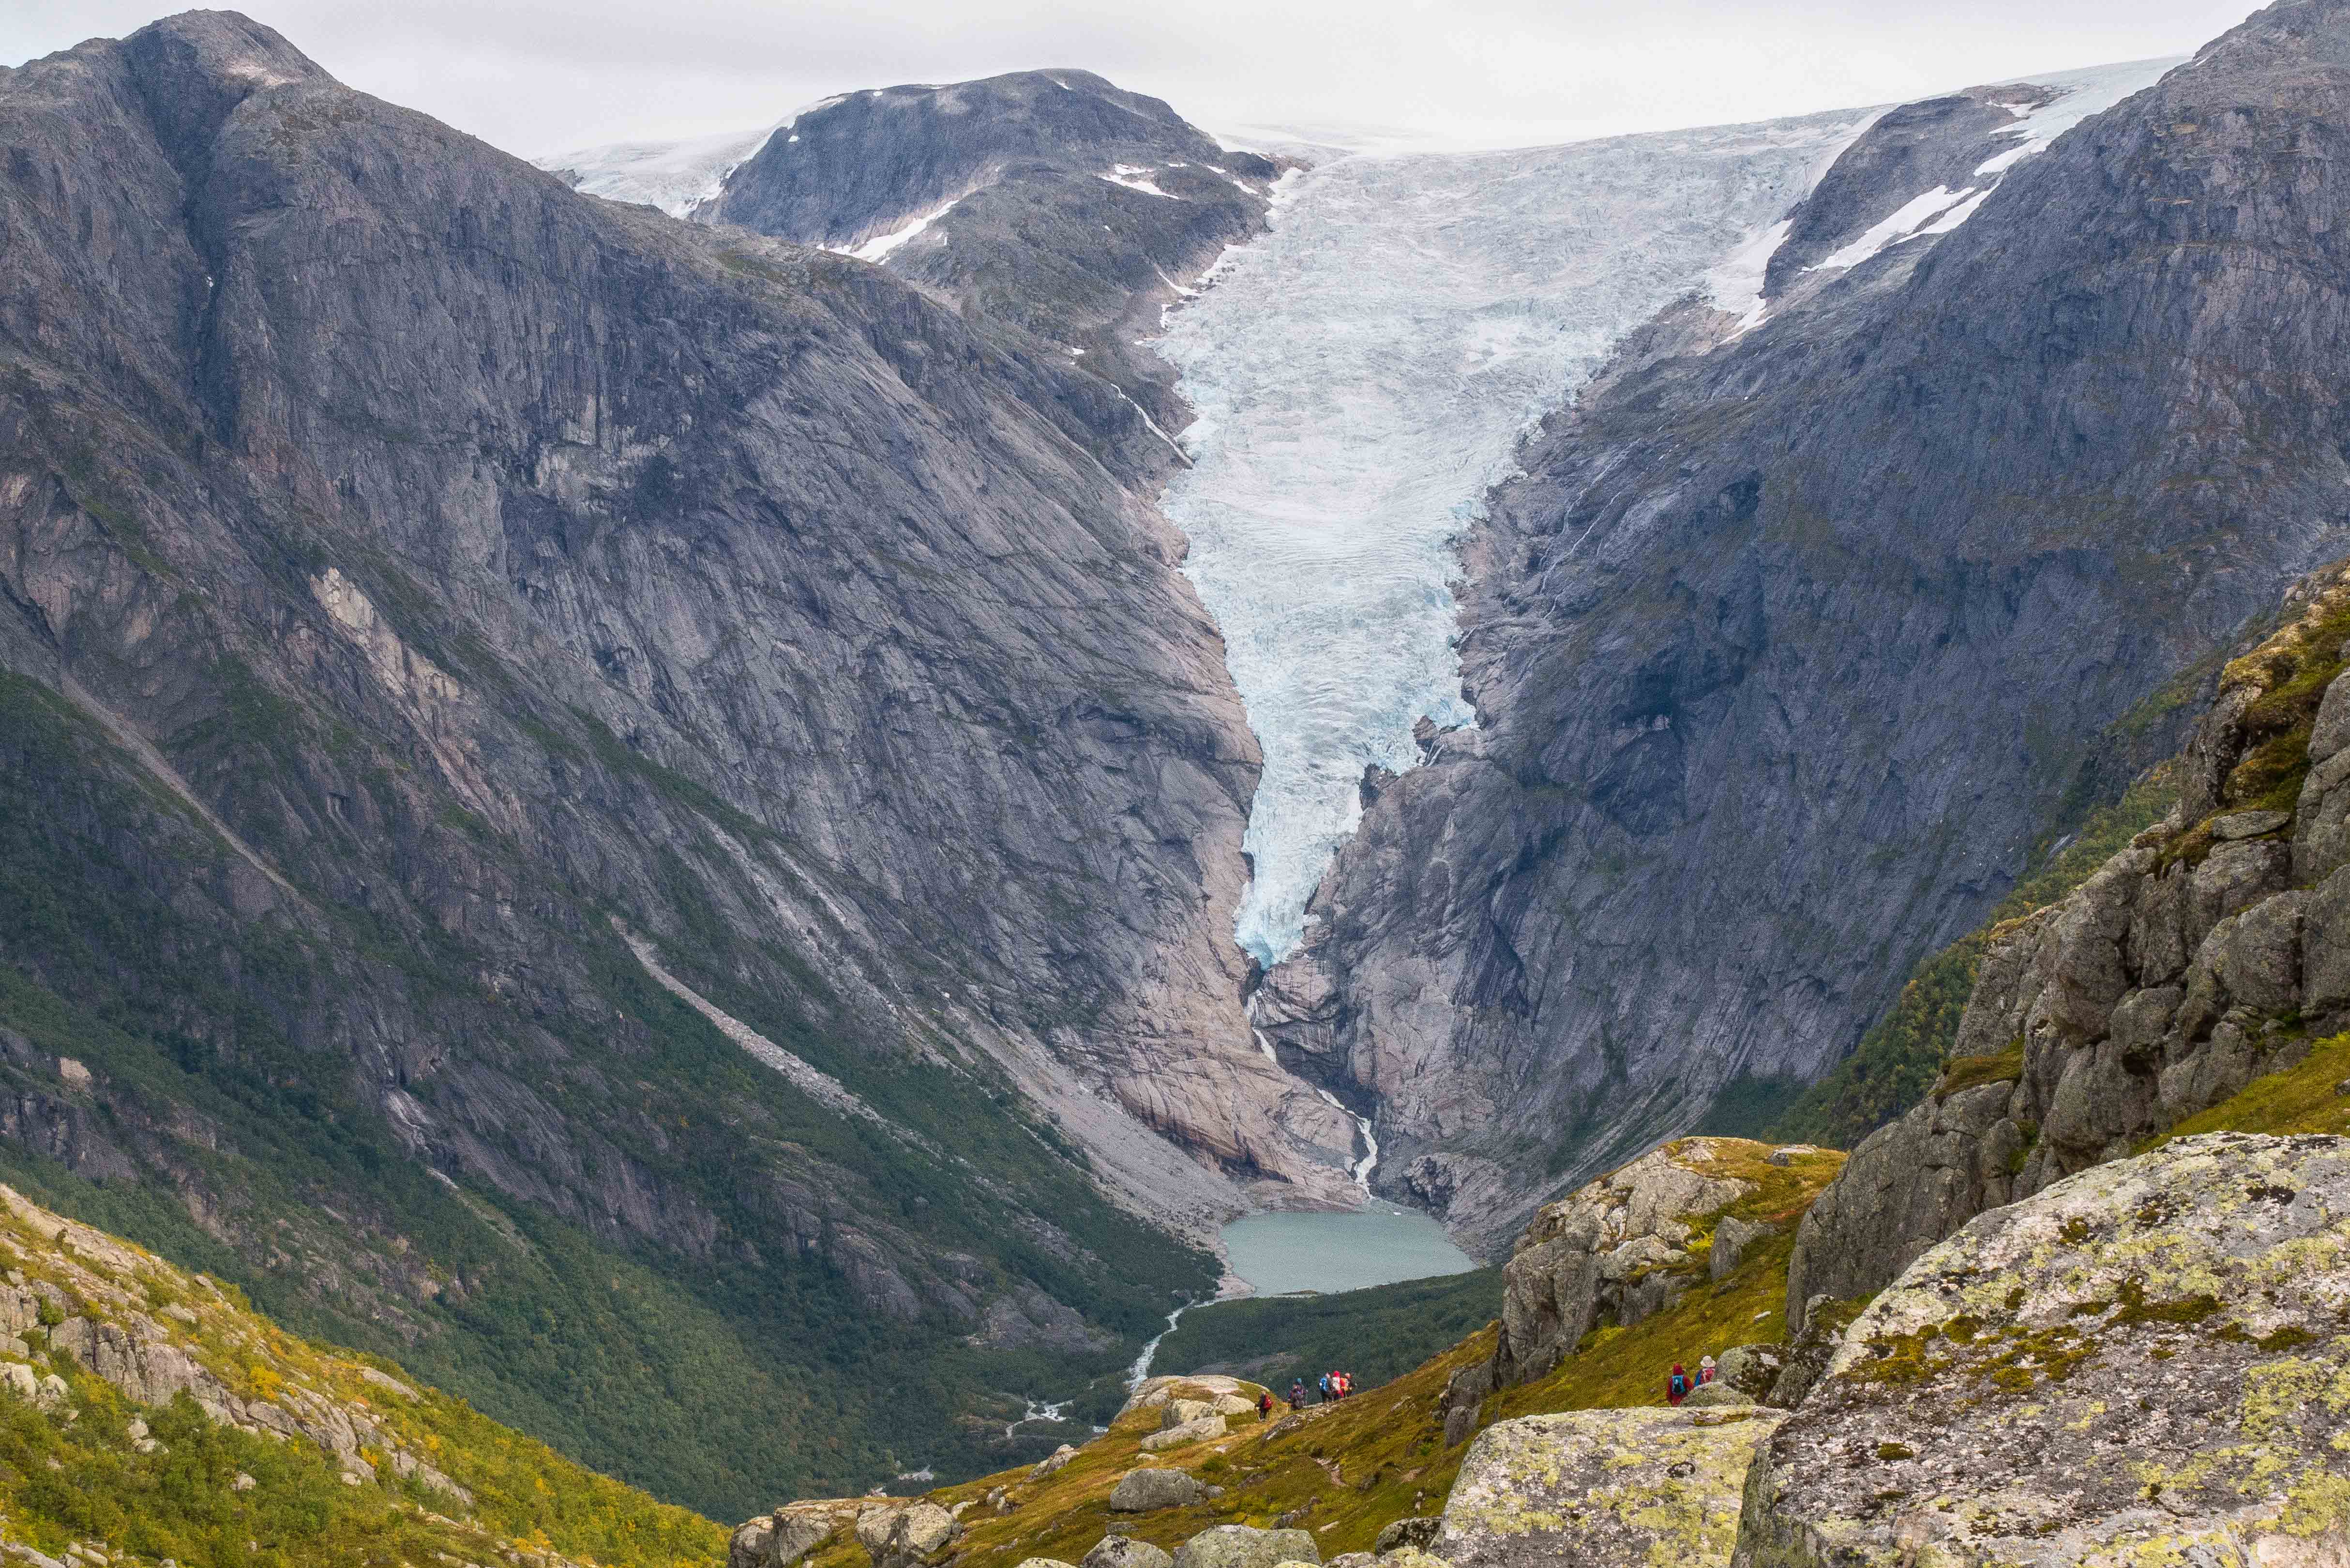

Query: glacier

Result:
[1157,110,1874,967]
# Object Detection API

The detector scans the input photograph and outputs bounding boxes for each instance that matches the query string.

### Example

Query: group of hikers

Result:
[1274,1370,1358,1410]
[1664,1355,1720,1406]
[1246,1356,1715,1418]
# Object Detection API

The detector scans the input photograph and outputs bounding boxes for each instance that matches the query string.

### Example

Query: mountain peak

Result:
[121,8,330,167]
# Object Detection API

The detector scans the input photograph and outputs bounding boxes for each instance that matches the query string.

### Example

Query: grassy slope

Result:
[2152,1032,2350,1143]
[822,1141,1844,1568]
[0,1184,724,1568]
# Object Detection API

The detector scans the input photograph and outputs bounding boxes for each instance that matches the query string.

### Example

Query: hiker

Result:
[1318,1372,1332,1403]
[1341,1372,1354,1399]
[1698,1356,1718,1387]
[1288,1379,1306,1411]
[1667,1363,1691,1406]
[1257,1389,1274,1419]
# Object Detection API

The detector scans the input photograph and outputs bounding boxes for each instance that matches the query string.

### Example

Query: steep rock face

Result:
[696,72,1281,426]
[1271,2,2350,1250]
[1788,561,2350,1325]
[1736,1134,2350,1566]
[0,10,1353,1511]
[1491,1141,1752,1386]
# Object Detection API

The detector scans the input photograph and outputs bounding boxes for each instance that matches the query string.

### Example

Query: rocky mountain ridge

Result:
[0,7,1358,1515]
[1787,555,2350,1325]
[1260,0,2350,1251]
[557,70,1286,431]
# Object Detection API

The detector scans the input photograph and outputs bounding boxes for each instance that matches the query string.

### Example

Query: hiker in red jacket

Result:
[1667,1363,1691,1406]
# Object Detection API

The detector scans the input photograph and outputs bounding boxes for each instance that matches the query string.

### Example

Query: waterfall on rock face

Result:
[1158,111,1871,967]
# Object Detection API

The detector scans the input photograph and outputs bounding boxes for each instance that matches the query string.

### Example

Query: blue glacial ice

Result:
[1156,111,1875,967]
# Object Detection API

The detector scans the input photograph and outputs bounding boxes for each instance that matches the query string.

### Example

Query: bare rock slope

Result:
[1789,560,2350,1323]
[1264,0,2350,1251]
[0,8,1348,1513]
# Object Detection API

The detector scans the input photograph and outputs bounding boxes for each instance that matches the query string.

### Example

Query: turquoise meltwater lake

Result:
[1220,1202,1478,1297]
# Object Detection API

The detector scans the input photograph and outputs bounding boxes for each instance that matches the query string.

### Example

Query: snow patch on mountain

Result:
[832,195,965,261]
[1156,110,1872,966]
[1973,56,2183,175]
[537,124,775,218]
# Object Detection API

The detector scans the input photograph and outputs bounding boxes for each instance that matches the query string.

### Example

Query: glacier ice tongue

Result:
[1155,112,1870,967]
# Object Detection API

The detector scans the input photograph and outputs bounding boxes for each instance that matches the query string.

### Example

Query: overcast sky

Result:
[6,0,2265,158]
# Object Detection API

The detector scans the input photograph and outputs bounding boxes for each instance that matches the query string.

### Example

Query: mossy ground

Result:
[2150,1031,2350,1143]
[876,1144,1844,1568]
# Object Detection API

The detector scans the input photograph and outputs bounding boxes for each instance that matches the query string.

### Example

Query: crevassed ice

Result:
[1158,111,1871,967]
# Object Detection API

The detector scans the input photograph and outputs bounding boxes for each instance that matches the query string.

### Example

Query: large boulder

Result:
[1494,1142,1754,1385]
[1163,1399,1220,1429]
[1437,1408,1783,1568]
[1139,1414,1226,1451]
[1083,1538,1175,1568]
[734,1512,844,1568]
[857,1503,963,1568]
[1371,1518,1442,1555]
[1169,1525,1319,1568]
[1109,1469,1212,1513]
[1121,1376,1250,1417]
[1732,1133,2350,1567]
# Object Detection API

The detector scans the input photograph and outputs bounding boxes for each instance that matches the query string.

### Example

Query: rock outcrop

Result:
[1789,562,2350,1327]
[1492,1141,1757,1386]
[1083,1538,1174,1568]
[689,71,1283,428]
[1109,1470,1213,1513]
[1169,1526,1319,1568]
[1439,1409,1784,1568]
[857,1503,964,1568]
[1735,1133,2350,1566]
[1262,0,2350,1251]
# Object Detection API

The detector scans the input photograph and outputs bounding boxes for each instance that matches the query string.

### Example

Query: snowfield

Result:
[1159,110,1872,966]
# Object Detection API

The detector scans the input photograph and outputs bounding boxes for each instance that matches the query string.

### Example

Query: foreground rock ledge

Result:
[1439,1407,1785,1568]
[1733,1132,2350,1567]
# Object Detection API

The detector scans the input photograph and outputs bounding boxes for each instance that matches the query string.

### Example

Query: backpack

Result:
[1670,1372,1689,1398]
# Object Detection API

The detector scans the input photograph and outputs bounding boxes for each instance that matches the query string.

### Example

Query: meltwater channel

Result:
[1157,110,1873,968]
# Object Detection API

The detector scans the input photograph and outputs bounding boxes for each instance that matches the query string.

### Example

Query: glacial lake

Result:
[1221,1202,1478,1297]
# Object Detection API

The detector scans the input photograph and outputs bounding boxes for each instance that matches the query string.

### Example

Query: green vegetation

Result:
[1770,765,2177,1149]
[0,663,1211,1520]
[0,1183,724,1568]
[1153,1268,1503,1393]
[849,1140,1851,1568]
[2150,1032,2350,1144]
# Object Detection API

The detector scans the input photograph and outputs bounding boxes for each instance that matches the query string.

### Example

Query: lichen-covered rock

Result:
[1083,1537,1174,1568]
[857,1503,963,1568]
[1372,1518,1441,1555]
[1733,1133,2350,1567]
[1437,1408,1783,1568]
[1169,1526,1320,1568]
[1139,1414,1225,1451]
[1031,1444,1079,1480]
[1711,1344,1782,1401]
[1680,1382,1754,1408]
[1495,1142,1754,1385]
[1162,1399,1220,1429]
[1109,1469,1212,1513]
[1121,1376,1251,1418]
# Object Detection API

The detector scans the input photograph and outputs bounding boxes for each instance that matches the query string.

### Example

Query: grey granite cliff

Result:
[1261,0,2350,1252]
